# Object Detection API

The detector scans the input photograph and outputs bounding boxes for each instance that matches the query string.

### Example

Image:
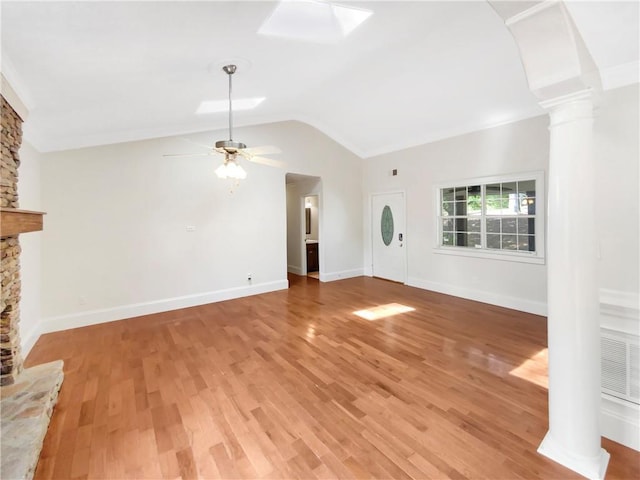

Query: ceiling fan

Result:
[165,64,283,180]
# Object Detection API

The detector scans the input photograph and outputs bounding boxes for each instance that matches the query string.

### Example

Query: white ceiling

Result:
[1,1,638,157]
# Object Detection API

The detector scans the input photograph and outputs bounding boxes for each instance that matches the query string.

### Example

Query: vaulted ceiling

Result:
[1,1,638,157]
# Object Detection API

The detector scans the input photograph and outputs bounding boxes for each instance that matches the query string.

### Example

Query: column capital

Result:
[540,88,596,126]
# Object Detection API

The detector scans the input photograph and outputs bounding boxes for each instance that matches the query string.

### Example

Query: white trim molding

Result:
[320,269,363,283]
[599,288,640,451]
[407,277,547,316]
[38,280,288,335]
[601,393,640,452]
[287,264,303,276]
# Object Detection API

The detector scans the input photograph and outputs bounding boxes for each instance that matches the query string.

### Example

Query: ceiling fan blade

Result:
[179,137,214,151]
[162,152,214,158]
[248,156,286,169]
[243,145,282,156]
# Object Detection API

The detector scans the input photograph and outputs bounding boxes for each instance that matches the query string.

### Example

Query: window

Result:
[436,172,545,264]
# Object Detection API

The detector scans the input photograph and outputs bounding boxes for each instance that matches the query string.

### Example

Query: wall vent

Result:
[601,330,639,405]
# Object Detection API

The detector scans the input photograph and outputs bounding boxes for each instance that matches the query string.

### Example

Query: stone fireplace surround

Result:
[0,93,64,479]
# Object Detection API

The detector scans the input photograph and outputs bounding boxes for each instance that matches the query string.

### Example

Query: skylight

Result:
[196,97,265,114]
[258,0,373,43]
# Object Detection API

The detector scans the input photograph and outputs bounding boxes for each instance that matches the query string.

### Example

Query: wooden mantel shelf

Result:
[0,208,45,237]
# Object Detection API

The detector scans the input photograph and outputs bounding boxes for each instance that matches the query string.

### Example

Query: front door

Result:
[372,192,406,283]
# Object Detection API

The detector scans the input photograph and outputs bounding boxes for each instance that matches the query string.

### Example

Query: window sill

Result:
[433,246,545,265]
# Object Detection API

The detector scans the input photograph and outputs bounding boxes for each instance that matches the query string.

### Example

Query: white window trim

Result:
[433,171,546,265]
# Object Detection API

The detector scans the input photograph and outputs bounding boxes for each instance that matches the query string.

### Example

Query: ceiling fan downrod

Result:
[215,64,246,152]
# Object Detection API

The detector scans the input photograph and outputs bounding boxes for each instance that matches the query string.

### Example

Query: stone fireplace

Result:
[0,90,64,479]
[1,95,24,386]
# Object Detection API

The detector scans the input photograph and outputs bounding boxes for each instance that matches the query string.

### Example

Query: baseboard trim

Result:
[321,269,364,282]
[21,323,41,359]
[39,280,289,335]
[407,277,547,316]
[287,264,303,275]
[601,390,640,452]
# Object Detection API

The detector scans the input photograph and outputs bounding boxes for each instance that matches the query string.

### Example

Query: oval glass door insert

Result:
[381,205,394,246]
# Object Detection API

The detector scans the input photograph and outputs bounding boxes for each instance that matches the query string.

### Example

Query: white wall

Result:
[594,84,640,451]
[39,121,363,331]
[17,140,43,357]
[595,84,639,300]
[363,115,550,315]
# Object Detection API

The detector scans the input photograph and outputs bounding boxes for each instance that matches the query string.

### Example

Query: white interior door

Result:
[372,192,406,283]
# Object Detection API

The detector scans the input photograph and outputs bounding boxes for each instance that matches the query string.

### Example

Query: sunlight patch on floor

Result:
[353,303,415,321]
[509,347,548,388]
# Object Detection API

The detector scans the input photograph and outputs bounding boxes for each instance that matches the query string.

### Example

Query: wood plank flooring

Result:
[27,274,639,479]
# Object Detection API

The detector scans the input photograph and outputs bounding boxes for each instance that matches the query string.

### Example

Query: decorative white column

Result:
[537,89,609,479]
[488,1,610,478]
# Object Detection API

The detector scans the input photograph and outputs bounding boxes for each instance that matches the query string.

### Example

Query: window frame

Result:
[434,171,545,265]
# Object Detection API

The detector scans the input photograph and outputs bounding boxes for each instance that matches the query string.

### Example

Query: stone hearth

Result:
[0,361,64,479]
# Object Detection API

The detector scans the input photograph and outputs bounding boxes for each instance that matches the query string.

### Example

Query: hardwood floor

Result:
[27,274,639,479]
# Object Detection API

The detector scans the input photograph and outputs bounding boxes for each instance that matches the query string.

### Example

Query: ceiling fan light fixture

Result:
[215,154,247,180]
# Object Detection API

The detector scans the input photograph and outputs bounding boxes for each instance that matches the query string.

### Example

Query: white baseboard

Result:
[38,280,288,335]
[601,394,640,451]
[21,323,41,359]
[287,264,303,275]
[407,277,547,316]
[321,268,364,282]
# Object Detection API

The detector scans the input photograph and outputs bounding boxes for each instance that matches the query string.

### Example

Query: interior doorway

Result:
[304,195,320,279]
[285,173,322,281]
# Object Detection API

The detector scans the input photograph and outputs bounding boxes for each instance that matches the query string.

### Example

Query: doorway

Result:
[304,195,319,278]
[371,192,406,283]
[285,173,322,281]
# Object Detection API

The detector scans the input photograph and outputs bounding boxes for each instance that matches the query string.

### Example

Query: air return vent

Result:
[601,330,640,405]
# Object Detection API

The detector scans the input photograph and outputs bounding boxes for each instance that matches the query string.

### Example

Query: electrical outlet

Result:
[247,273,252,281]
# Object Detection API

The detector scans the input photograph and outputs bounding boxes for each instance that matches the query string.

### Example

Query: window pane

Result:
[455,187,467,201]
[442,218,454,232]
[468,219,481,232]
[455,233,473,248]
[455,201,467,216]
[467,185,481,215]
[502,182,516,195]
[442,187,454,202]
[523,197,536,215]
[442,232,454,246]
[442,202,454,216]
[518,235,535,252]
[487,234,500,249]
[502,234,517,250]
[469,234,481,248]
[455,218,468,232]
[486,218,500,233]
[517,217,535,235]
[518,180,535,196]
[502,218,516,234]
[486,185,510,214]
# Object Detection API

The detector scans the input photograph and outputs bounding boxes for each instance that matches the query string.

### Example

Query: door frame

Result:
[370,190,407,284]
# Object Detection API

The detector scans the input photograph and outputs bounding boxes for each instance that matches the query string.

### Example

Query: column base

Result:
[538,431,610,480]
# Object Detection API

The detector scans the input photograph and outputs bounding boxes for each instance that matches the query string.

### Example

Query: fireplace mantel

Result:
[0,208,45,237]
